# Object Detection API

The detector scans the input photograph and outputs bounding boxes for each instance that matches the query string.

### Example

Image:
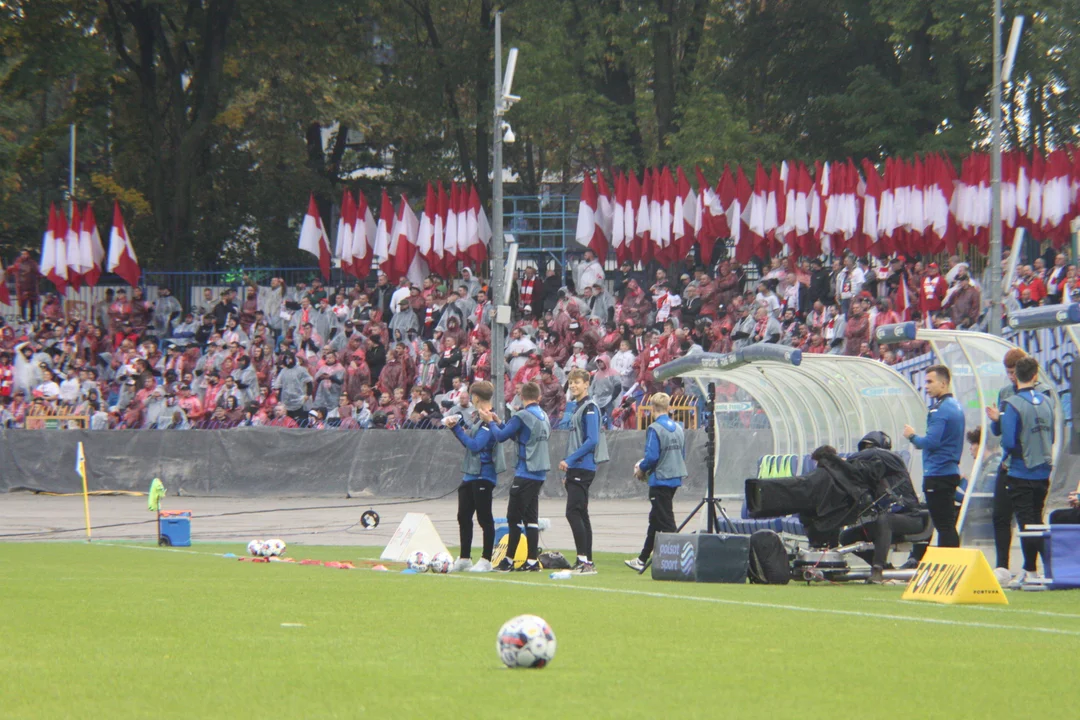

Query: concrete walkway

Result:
[0,493,728,555]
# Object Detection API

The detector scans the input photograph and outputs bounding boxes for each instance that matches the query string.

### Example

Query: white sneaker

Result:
[468,559,493,573]
[452,558,474,573]
[993,567,1012,586]
[624,558,646,572]
[1007,570,1028,590]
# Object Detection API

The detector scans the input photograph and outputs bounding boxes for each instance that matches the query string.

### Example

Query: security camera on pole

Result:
[491,13,520,416]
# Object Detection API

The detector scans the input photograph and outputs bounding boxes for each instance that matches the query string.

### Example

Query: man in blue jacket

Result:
[903,364,966,547]
[625,393,686,572]
[480,381,551,572]
[559,368,609,575]
[443,381,504,573]
[992,356,1054,585]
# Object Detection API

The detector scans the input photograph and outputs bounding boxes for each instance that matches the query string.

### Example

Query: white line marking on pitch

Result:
[94,544,1079,637]
[448,575,1080,638]
[860,595,1080,621]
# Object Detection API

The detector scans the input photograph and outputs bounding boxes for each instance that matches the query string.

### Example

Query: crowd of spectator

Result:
[1,246,1077,432]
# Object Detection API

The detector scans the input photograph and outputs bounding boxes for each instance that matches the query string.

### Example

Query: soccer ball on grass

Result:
[429,552,453,574]
[247,539,265,557]
[406,550,430,572]
[496,615,556,668]
[264,539,287,557]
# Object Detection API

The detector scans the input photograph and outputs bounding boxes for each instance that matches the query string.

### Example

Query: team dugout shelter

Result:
[655,325,1071,547]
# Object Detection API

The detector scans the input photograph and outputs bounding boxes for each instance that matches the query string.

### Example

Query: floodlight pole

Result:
[492,12,507,415]
[988,0,1004,335]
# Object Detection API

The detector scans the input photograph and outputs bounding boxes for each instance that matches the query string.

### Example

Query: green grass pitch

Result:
[1,542,1077,719]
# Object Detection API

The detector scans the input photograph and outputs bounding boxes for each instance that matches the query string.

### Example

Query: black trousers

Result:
[506,478,542,561]
[1005,476,1049,573]
[640,485,678,562]
[839,512,927,568]
[923,474,961,548]
[565,469,595,560]
[991,464,1013,568]
[457,480,496,561]
[20,297,37,322]
[1050,507,1080,524]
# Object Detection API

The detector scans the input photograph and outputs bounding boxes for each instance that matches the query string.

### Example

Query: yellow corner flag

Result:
[901,547,1008,605]
[76,442,92,542]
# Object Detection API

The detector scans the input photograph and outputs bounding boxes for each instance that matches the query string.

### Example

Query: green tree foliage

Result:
[1,0,1078,269]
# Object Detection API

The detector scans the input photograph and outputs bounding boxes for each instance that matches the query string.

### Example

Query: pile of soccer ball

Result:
[496,614,557,668]
[405,550,453,573]
[247,539,287,558]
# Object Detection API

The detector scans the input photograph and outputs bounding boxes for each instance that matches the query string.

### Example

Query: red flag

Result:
[390,194,424,285]
[51,206,70,294]
[107,201,142,287]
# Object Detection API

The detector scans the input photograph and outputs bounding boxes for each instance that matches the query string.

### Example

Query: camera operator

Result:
[839,432,928,583]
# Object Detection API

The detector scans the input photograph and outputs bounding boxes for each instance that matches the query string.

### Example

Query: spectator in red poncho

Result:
[538,366,566,420]
[844,298,871,356]
[919,263,949,323]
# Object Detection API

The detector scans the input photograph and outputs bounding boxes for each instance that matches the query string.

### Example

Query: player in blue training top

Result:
[443,381,504,573]
[903,364,965,548]
[479,381,551,572]
[625,393,687,572]
[558,368,609,575]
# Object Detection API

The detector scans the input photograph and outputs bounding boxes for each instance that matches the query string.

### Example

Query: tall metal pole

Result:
[491,12,507,415]
[988,0,1004,335]
[69,77,78,217]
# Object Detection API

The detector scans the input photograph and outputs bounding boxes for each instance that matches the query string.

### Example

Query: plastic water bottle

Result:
[549,570,572,580]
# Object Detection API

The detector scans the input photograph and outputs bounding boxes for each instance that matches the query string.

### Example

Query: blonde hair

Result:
[650,392,671,413]
[567,368,590,384]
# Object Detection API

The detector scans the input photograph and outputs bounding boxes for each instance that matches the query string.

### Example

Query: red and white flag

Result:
[455,182,469,266]
[469,185,492,265]
[65,204,84,291]
[675,166,696,259]
[745,162,768,259]
[861,158,882,254]
[335,189,356,277]
[895,271,913,321]
[389,194,424,286]
[595,172,614,263]
[793,163,813,255]
[40,204,61,293]
[628,170,646,264]
[732,165,752,263]
[417,183,437,275]
[433,182,448,277]
[353,191,376,279]
[297,194,331,281]
[41,203,69,293]
[80,204,105,287]
[611,173,627,263]
[575,173,601,259]
[107,201,141,287]
[443,183,459,275]
[373,190,394,279]
[649,168,664,262]
[658,167,674,263]
[694,166,720,257]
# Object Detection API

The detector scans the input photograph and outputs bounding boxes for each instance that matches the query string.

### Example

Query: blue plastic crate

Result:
[159,511,191,547]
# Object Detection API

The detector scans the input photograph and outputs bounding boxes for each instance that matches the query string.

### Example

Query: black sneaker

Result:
[495,558,515,572]
[515,561,541,572]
